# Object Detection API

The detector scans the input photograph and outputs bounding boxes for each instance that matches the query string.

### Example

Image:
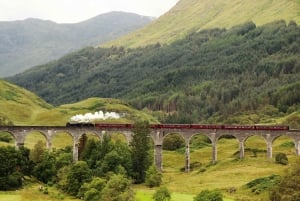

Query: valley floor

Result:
[0,134,296,201]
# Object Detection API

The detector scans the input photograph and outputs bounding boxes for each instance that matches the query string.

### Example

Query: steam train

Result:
[66,122,289,131]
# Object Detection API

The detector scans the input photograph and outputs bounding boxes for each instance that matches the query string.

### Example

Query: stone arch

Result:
[51,130,74,150]
[77,131,102,142]
[161,132,186,172]
[272,134,296,157]
[188,132,215,171]
[52,130,74,139]
[104,131,133,144]
[272,134,295,144]
[163,131,186,141]
[243,134,268,158]
[0,131,16,146]
[24,130,48,149]
[189,132,213,144]
[162,132,185,151]
[216,134,240,160]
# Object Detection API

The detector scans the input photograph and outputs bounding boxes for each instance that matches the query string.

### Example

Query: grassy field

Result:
[160,135,295,200]
[0,182,79,201]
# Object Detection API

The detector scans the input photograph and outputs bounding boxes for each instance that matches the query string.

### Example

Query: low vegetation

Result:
[245,175,281,195]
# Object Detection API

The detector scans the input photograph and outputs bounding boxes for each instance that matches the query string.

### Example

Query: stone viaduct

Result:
[1,125,300,172]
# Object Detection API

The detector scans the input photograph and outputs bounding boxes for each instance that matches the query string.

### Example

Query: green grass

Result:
[0,181,79,201]
[0,193,20,201]
[134,189,234,201]
[0,80,52,125]
[104,0,300,47]
[160,136,296,200]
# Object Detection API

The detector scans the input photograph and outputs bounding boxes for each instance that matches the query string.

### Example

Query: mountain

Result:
[0,12,154,77]
[104,0,300,47]
[0,79,157,126]
[8,21,300,127]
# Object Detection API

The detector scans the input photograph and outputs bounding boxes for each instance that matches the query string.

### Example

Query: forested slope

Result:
[104,0,300,47]
[8,21,300,126]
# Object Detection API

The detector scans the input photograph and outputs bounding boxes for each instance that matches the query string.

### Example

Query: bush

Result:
[275,153,288,165]
[194,189,223,201]
[246,175,281,194]
[153,186,171,201]
[145,165,162,187]
[163,134,185,151]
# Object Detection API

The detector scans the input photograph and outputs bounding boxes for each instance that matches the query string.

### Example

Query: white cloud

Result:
[0,0,179,23]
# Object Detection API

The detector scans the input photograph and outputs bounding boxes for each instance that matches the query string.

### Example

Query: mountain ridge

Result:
[104,0,300,47]
[0,11,154,77]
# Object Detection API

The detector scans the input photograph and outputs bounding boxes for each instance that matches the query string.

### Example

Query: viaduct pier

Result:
[1,124,300,172]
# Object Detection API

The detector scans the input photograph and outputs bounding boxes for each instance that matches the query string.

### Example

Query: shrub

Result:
[275,153,288,165]
[145,165,162,187]
[246,175,281,194]
[194,189,223,201]
[153,186,171,201]
[163,134,185,151]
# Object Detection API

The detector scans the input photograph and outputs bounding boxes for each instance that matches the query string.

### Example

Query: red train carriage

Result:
[67,122,289,131]
[190,124,223,129]
[94,123,133,129]
[223,125,256,130]
[254,125,289,130]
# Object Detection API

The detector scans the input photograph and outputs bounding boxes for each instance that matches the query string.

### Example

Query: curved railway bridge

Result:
[1,124,300,172]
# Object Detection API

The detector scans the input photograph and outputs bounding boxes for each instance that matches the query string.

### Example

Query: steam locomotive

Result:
[66,122,289,131]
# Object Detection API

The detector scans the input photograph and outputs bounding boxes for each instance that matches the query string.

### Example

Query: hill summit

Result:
[0,11,153,77]
[105,0,300,47]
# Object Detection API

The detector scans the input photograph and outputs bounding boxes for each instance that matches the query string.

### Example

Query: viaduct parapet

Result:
[1,125,300,172]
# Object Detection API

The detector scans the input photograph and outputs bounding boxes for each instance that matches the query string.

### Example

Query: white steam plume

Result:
[70,111,123,123]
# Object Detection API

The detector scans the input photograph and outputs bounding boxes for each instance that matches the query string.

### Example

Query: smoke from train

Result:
[69,111,123,123]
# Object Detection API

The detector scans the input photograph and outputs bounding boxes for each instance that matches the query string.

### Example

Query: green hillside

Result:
[8,21,300,127]
[0,80,157,126]
[0,80,52,125]
[105,0,300,47]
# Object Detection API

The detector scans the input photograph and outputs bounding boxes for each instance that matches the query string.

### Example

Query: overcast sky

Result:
[0,0,180,23]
